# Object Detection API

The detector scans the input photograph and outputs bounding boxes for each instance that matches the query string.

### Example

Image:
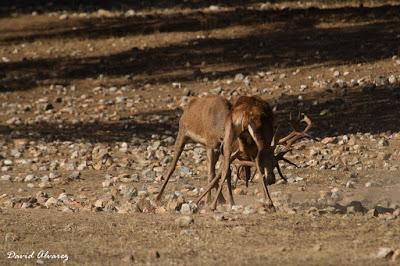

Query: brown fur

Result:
[156,96,231,202]
[196,96,277,210]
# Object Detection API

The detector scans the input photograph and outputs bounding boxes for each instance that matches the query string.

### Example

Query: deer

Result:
[155,95,231,203]
[233,112,314,187]
[195,96,314,210]
[155,95,314,208]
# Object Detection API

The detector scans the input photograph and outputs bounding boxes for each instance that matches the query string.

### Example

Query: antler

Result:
[277,114,314,150]
[273,113,315,181]
[277,113,314,148]
[232,113,315,184]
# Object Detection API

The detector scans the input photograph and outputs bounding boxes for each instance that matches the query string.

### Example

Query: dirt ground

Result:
[0,1,400,265]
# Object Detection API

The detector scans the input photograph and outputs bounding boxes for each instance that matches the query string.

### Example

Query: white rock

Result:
[0,175,11,181]
[388,75,397,84]
[24,174,35,182]
[3,159,13,166]
[102,180,113,187]
[44,197,58,208]
[175,216,194,227]
[374,247,394,259]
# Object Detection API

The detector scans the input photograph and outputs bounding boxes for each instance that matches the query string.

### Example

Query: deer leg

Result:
[195,172,221,205]
[196,156,239,205]
[276,162,288,182]
[243,165,251,187]
[226,166,235,207]
[282,157,299,168]
[211,172,226,210]
[215,155,226,204]
[232,164,240,188]
[249,168,257,183]
[263,168,275,209]
[236,163,251,188]
[156,131,186,201]
[206,148,218,203]
[211,120,235,210]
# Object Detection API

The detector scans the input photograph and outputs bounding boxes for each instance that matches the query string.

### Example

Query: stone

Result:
[102,180,113,187]
[333,70,340,77]
[137,190,148,198]
[175,216,194,227]
[179,166,192,176]
[234,187,246,195]
[319,109,329,116]
[365,181,375,188]
[24,174,36,182]
[155,206,167,214]
[300,84,308,91]
[375,76,389,86]
[136,198,155,213]
[120,186,137,199]
[330,188,341,201]
[233,226,246,234]
[392,249,400,262]
[122,254,135,263]
[142,169,156,180]
[0,175,11,181]
[61,206,74,213]
[346,180,356,188]
[234,73,244,81]
[94,199,105,208]
[21,202,33,208]
[346,201,367,214]
[3,159,12,166]
[369,206,394,217]
[69,171,81,180]
[59,14,68,20]
[5,232,19,242]
[231,205,243,212]
[374,247,394,259]
[213,212,226,221]
[44,197,57,208]
[58,193,69,202]
[312,244,322,252]
[243,206,256,215]
[388,75,397,84]
[378,152,391,160]
[39,181,52,188]
[180,203,193,215]
[166,194,185,211]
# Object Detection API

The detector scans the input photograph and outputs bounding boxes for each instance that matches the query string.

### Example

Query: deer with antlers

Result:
[233,112,314,187]
[156,95,314,210]
[196,96,314,210]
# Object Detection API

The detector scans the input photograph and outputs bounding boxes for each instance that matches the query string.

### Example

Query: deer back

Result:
[180,96,231,147]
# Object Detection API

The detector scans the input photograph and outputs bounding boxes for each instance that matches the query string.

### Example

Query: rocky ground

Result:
[1,1,400,265]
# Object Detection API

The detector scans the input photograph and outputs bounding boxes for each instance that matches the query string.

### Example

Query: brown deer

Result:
[196,96,314,210]
[233,112,314,186]
[156,95,313,208]
[155,96,231,203]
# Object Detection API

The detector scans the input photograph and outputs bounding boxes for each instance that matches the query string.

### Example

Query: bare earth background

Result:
[0,1,400,265]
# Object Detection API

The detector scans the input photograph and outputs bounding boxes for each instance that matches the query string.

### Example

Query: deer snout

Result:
[264,168,276,185]
[257,149,276,185]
